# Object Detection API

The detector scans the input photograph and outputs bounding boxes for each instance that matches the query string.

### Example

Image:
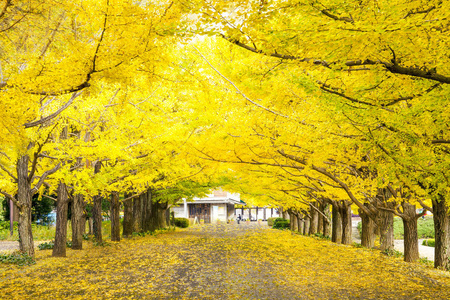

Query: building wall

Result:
[234,207,280,221]
[172,205,185,218]
[227,204,235,221]
[210,203,227,223]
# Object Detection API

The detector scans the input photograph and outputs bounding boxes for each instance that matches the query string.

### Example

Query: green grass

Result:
[0,220,112,241]
[393,216,434,239]
[422,239,435,247]
[357,216,434,240]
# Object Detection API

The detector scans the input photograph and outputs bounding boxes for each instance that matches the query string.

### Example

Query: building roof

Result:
[186,191,242,205]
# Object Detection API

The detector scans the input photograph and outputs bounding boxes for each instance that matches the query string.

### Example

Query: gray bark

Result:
[309,203,318,235]
[122,194,133,237]
[378,209,394,251]
[92,195,103,243]
[110,192,121,242]
[402,202,419,262]
[53,182,69,257]
[16,155,34,257]
[341,202,352,245]
[433,195,450,270]
[71,194,85,250]
[331,202,342,244]
[360,207,375,248]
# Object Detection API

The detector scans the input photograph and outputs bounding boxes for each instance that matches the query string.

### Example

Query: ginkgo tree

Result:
[185,0,450,269]
[0,0,188,256]
[175,34,442,266]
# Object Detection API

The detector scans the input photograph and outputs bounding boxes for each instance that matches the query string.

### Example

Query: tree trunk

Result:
[132,194,143,233]
[165,208,171,226]
[323,204,331,238]
[122,194,133,238]
[289,212,293,231]
[88,217,93,235]
[303,215,310,235]
[297,214,304,234]
[53,182,69,257]
[141,193,148,231]
[402,202,419,262]
[92,195,103,243]
[341,202,352,245]
[71,194,85,250]
[317,203,324,234]
[16,155,34,257]
[378,209,394,252]
[360,208,375,248]
[309,203,318,235]
[432,196,450,270]
[149,201,168,231]
[142,190,153,232]
[291,213,298,232]
[331,202,342,244]
[110,192,121,242]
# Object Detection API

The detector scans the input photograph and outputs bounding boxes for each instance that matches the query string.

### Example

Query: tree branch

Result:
[418,199,433,213]
[122,191,147,202]
[28,123,58,181]
[378,205,402,218]
[320,9,353,23]
[0,162,17,181]
[277,149,373,217]
[403,3,440,19]
[30,163,61,195]
[192,45,291,119]
[24,91,82,128]
[223,37,450,84]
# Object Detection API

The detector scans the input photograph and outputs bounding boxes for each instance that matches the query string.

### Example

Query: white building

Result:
[172,190,242,223]
[172,190,281,223]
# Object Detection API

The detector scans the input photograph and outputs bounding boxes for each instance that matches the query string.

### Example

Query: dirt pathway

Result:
[0,241,49,253]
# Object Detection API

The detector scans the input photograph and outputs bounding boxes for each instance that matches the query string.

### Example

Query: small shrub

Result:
[0,251,35,266]
[357,221,362,237]
[38,241,54,250]
[267,217,277,227]
[174,218,189,228]
[132,231,155,237]
[314,233,330,240]
[382,248,403,258]
[422,239,435,247]
[93,241,110,247]
[38,241,72,250]
[273,218,290,229]
[82,234,90,240]
[353,242,363,248]
[0,221,18,230]
[418,257,433,267]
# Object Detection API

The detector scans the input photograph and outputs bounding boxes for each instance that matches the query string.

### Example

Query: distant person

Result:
[237,214,241,224]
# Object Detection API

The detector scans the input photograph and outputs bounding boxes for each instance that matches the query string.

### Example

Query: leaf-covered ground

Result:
[1,224,450,299]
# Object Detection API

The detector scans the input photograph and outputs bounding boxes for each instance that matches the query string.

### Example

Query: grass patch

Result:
[0,223,56,241]
[357,216,434,240]
[393,216,434,239]
[0,220,112,241]
[0,251,35,266]
[382,248,404,259]
[422,239,435,247]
